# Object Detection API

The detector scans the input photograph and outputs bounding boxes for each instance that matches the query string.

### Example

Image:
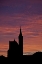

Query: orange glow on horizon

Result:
[23,44,42,53]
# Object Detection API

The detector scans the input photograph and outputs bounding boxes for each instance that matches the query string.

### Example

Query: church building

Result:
[7,27,23,58]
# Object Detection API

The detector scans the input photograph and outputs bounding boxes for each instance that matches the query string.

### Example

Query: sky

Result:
[0,0,42,57]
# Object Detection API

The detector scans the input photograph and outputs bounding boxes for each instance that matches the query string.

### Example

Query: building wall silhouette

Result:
[8,40,19,58]
[7,27,23,58]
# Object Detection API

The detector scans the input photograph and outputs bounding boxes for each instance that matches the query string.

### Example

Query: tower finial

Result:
[20,26,22,34]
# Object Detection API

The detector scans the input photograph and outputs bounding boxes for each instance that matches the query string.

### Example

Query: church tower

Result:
[18,27,23,55]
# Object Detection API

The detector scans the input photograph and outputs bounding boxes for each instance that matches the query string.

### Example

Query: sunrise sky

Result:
[0,0,42,57]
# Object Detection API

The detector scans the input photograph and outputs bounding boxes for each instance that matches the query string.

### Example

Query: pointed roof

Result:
[20,26,22,35]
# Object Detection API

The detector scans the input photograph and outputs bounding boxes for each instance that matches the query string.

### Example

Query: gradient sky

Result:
[0,0,42,57]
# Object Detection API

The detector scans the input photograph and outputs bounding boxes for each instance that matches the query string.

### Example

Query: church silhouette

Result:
[0,27,42,63]
[7,27,23,58]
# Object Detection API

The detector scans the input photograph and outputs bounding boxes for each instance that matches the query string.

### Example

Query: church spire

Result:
[20,26,22,35]
[18,26,23,55]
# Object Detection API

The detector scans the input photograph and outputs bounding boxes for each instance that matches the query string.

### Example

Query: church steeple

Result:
[18,27,23,55]
[20,27,22,36]
[20,27,22,34]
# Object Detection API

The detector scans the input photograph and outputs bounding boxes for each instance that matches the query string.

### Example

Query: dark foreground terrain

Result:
[0,52,42,63]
